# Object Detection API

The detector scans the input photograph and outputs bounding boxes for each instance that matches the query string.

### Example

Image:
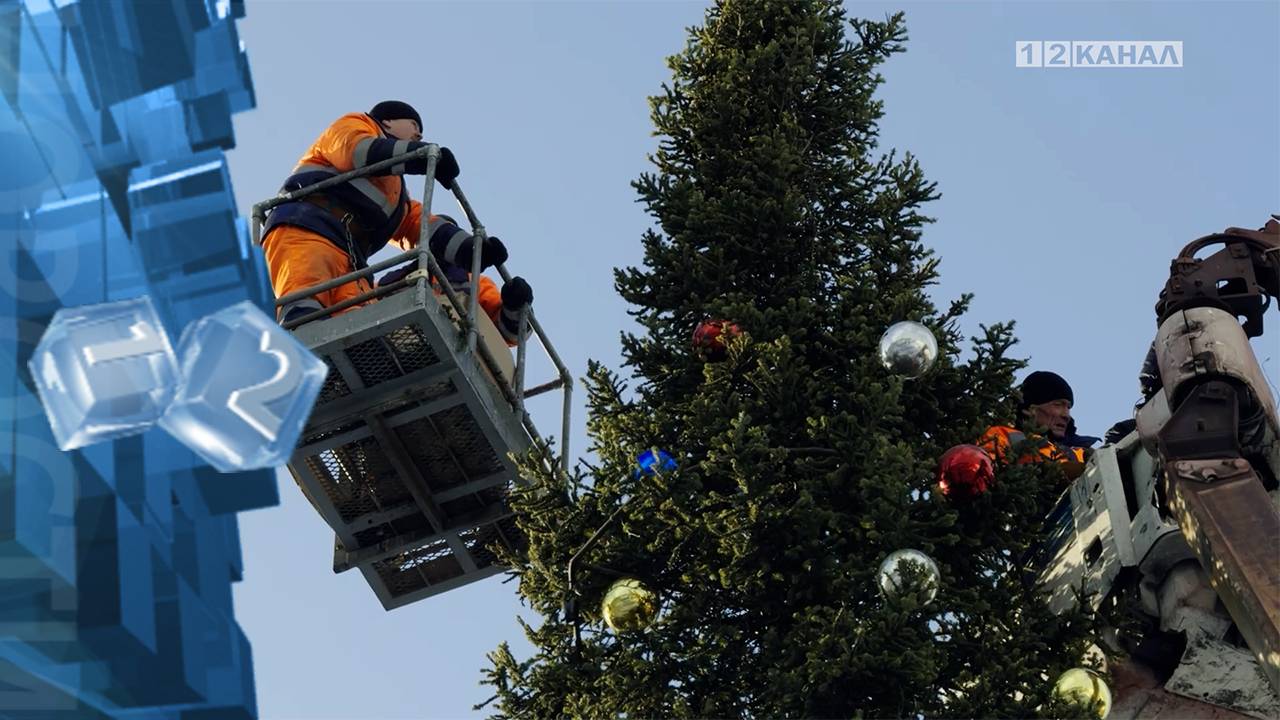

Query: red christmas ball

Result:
[937,444,995,500]
[692,319,741,360]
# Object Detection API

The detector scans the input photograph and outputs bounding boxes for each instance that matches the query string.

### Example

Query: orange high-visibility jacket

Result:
[263,113,446,319]
[265,112,433,262]
[430,271,513,347]
[977,425,1087,466]
[265,113,518,339]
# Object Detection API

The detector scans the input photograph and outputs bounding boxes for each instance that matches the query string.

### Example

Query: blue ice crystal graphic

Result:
[159,301,327,472]
[27,296,179,450]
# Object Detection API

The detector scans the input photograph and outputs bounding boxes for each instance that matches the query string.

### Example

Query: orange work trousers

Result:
[262,225,373,320]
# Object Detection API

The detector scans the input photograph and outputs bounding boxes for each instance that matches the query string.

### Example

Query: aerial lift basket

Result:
[250,145,572,610]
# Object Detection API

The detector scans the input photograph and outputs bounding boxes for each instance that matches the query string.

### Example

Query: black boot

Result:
[281,306,317,326]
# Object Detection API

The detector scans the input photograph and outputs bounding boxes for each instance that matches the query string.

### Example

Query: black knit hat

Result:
[368,101,422,130]
[1020,371,1074,408]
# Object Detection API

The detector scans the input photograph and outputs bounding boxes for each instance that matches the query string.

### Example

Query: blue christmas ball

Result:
[635,449,677,477]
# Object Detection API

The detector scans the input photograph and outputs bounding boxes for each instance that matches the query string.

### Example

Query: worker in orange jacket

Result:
[261,101,531,333]
[978,371,1096,479]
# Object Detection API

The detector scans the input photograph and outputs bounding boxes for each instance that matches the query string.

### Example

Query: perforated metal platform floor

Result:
[286,283,531,610]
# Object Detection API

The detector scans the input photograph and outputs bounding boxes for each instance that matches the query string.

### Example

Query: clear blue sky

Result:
[225,2,1279,718]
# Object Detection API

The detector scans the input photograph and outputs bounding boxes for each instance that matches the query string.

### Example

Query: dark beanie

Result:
[368,101,422,130]
[1020,371,1074,407]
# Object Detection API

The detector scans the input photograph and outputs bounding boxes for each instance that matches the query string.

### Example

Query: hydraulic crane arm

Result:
[1138,215,1280,694]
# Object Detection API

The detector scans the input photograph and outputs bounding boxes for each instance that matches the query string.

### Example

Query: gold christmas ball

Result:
[1054,668,1111,719]
[601,578,659,632]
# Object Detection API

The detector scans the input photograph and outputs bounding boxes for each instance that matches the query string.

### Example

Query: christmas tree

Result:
[482,2,1101,717]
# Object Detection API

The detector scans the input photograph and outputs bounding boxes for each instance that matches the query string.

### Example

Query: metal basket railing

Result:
[249,144,572,476]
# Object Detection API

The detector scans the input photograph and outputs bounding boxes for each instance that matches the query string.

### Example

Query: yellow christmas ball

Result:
[601,578,659,632]
[1053,668,1112,719]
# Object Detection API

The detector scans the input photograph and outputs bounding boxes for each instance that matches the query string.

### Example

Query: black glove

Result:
[435,146,460,189]
[501,276,533,308]
[481,235,508,270]
[1103,418,1136,446]
[377,261,417,288]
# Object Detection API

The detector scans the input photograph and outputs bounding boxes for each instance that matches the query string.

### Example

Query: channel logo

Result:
[1016,41,1183,68]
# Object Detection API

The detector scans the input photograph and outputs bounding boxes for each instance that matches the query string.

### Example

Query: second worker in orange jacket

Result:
[977,371,1095,480]
[376,214,533,347]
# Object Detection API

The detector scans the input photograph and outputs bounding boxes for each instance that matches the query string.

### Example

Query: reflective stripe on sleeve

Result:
[391,140,410,175]
[499,306,523,343]
[353,138,374,169]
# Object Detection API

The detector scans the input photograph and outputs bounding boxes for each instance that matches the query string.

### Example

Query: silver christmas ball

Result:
[877,321,938,378]
[877,548,940,603]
